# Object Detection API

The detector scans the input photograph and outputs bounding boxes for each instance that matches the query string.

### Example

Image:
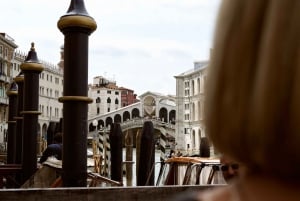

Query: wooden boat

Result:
[155,156,225,186]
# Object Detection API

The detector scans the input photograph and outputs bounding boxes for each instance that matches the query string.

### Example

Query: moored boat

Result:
[155,156,225,186]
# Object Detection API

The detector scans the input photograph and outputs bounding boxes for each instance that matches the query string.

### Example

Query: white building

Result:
[174,61,210,156]
[12,50,64,143]
[88,76,121,119]
[0,33,18,150]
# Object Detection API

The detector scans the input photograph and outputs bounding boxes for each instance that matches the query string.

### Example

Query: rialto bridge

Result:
[87,91,176,160]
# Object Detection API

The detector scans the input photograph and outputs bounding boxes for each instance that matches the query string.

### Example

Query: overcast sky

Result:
[1,0,221,96]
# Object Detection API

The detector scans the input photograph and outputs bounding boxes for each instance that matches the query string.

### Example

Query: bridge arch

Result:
[123,111,130,121]
[159,107,168,123]
[99,119,105,128]
[169,110,176,124]
[132,108,140,118]
[105,117,113,127]
[114,114,122,123]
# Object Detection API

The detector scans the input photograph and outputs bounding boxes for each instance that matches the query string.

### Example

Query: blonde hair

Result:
[206,0,300,180]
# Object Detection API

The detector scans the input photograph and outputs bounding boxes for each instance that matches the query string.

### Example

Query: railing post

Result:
[20,43,44,183]
[6,81,18,164]
[57,0,97,186]
[14,72,24,166]
[13,72,24,185]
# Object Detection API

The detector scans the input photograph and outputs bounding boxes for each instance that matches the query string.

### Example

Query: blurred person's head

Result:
[220,155,239,182]
[205,0,300,182]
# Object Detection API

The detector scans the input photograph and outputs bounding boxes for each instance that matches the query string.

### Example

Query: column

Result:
[57,0,97,187]
[20,43,44,183]
[6,81,18,164]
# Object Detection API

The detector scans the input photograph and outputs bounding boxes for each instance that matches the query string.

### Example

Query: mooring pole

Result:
[110,123,123,182]
[137,121,155,186]
[6,81,18,164]
[14,72,24,185]
[135,129,141,182]
[125,129,133,186]
[14,72,24,165]
[20,43,44,183]
[57,0,97,187]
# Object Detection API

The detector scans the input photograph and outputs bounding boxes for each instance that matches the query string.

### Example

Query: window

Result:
[55,90,59,98]
[115,91,119,95]
[55,108,59,117]
[107,90,111,94]
[115,98,119,104]
[96,97,101,103]
[42,105,44,116]
[107,97,111,103]
[184,89,190,96]
[184,104,189,110]
[55,77,59,84]
[184,128,190,134]
[0,46,2,55]
[97,90,100,94]
[0,62,3,75]
[184,81,190,88]
[97,107,100,114]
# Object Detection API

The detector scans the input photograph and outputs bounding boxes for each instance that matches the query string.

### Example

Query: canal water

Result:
[122,148,162,186]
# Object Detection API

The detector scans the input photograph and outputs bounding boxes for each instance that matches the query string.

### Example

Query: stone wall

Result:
[0,185,219,201]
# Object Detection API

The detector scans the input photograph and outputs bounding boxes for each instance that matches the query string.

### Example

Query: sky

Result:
[1,0,221,96]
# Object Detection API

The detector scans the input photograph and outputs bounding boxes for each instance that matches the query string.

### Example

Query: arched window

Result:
[107,97,111,103]
[197,78,200,94]
[191,80,195,96]
[115,98,119,104]
[96,97,101,103]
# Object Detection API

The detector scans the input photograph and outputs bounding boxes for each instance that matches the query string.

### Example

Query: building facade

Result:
[88,76,121,118]
[11,50,64,152]
[88,76,139,119]
[174,61,209,156]
[119,87,138,107]
[0,33,18,149]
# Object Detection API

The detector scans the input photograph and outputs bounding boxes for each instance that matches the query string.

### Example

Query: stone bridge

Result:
[87,92,177,160]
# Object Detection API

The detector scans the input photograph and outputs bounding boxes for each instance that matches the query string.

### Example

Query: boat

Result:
[155,156,226,186]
